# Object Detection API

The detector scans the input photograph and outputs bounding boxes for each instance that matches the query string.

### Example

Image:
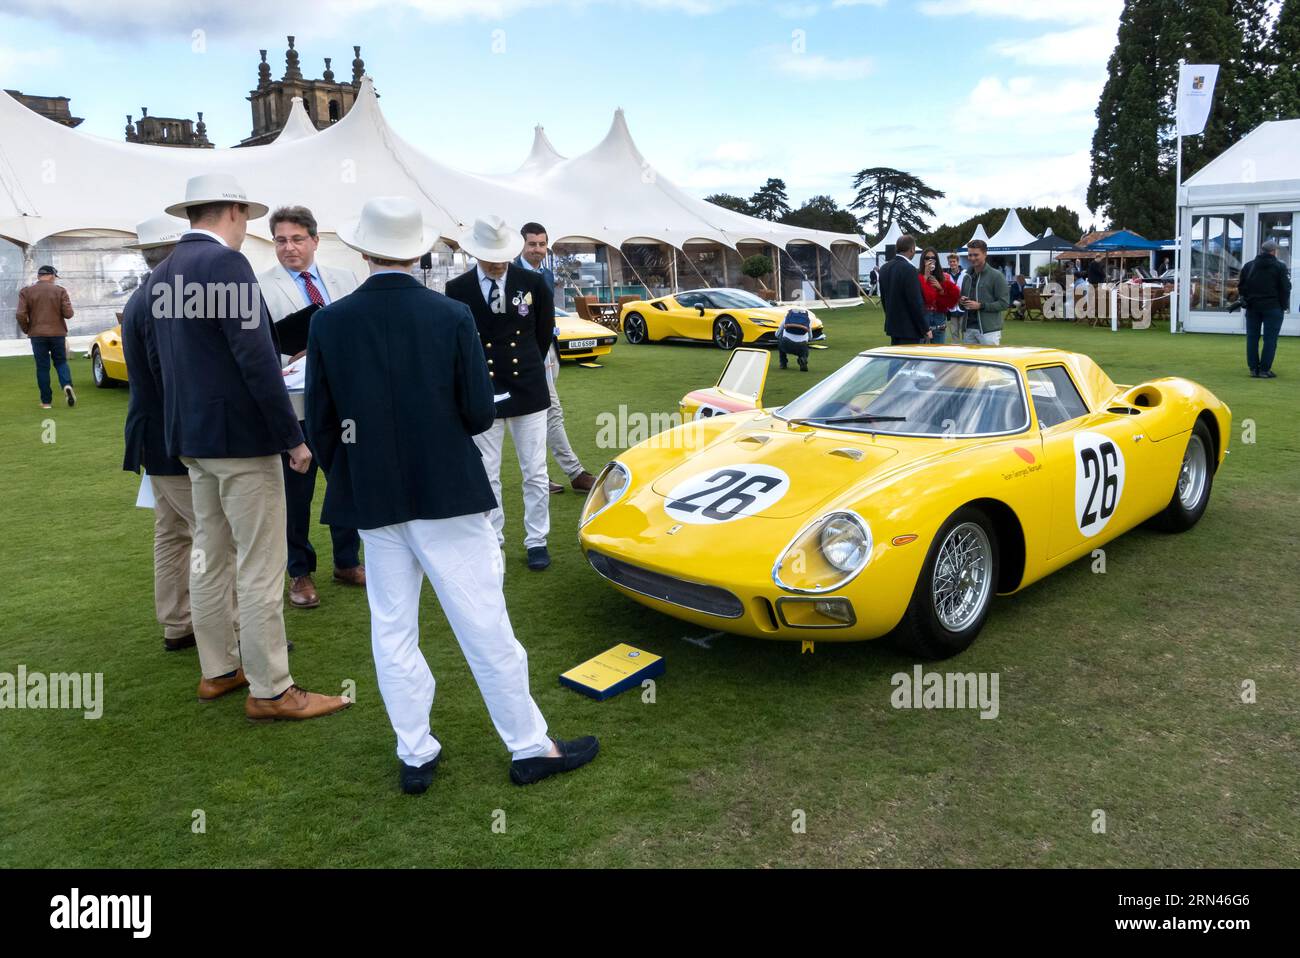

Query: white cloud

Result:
[992,23,1119,70]
[831,0,888,7]
[1,0,739,37]
[918,0,1121,25]
[777,52,874,80]
[775,2,822,16]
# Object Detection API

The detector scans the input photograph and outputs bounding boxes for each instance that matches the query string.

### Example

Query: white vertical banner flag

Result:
[1177,64,1219,136]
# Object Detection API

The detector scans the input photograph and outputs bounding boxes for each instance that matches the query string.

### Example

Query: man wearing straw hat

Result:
[148,172,351,722]
[445,216,556,572]
[121,212,206,654]
[306,197,598,793]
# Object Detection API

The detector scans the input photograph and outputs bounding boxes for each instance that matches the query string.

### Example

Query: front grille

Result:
[586,551,744,618]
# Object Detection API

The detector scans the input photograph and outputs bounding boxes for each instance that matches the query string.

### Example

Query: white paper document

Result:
[136,473,155,509]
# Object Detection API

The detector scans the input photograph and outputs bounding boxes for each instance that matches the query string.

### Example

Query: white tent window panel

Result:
[1188,212,1244,312]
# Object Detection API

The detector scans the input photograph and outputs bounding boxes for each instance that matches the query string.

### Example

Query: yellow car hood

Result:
[648,426,897,519]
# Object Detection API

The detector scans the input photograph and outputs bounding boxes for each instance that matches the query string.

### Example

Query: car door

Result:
[1029,364,1161,560]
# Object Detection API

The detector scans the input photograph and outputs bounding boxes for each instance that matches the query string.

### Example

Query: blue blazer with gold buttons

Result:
[444,264,554,419]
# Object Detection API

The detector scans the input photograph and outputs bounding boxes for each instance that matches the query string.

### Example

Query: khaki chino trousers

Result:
[180,455,293,699]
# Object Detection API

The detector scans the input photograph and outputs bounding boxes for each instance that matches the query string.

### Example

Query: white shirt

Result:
[477,264,507,313]
[184,228,228,247]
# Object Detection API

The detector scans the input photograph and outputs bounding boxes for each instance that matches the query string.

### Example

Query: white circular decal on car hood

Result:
[663,464,791,524]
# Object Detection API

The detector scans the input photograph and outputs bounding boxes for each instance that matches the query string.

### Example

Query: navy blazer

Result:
[879,256,928,339]
[121,273,186,476]
[305,271,498,530]
[146,233,303,459]
[512,255,556,290]
[444,264,553,419]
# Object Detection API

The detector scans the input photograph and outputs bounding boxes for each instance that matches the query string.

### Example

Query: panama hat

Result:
[458,214,523,263]
[164,173,269,219]
[127,213,189,250]
[338,196,438,261]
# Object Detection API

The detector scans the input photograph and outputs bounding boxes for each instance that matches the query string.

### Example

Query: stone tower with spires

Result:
[238,36,370,147]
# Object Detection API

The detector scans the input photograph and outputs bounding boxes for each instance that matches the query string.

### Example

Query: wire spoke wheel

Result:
[1177,433,1207,510]
[931,521,993,633]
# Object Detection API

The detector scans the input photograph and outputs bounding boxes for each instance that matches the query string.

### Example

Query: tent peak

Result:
[272,96,317,143]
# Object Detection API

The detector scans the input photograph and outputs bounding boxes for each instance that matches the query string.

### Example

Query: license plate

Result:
[568,338,598,349]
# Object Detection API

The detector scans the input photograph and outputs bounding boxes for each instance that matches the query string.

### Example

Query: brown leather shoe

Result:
[333,565,366,587]
[289,575,320,608]
[198,668,248,701]
[571,471,596,492]
[245,685,353,722]
[548,480,564,495]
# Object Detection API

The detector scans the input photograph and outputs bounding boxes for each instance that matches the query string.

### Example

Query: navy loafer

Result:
[399,751,442,795]
[526,546,551,571]
[510,735,599,786]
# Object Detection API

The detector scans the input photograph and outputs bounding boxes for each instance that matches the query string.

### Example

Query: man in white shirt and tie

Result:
[512,221,596,497]
[257,205,364,611]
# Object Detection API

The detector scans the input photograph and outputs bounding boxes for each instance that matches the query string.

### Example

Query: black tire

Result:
[91,347,115,389]
[712,315,742,350]
[890,506,999,659]
[1149,418,1215,532]
[623,311,648,344]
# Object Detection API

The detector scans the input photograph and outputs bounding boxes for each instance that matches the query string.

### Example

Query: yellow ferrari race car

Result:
[579,345,1229,658]
[619,288,823,349]
[555,308,618,362]
[90,317,127,388]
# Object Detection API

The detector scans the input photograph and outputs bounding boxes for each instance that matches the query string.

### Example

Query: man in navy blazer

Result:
[446,215,556,572]
[879,234,931,345]
[122,213,204,654]
[147,173,351,723]
[306,197,598,794]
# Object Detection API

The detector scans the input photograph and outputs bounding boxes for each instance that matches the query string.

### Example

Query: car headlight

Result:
[580,461,631,528]
[820,515,868,571]
[772,511,873,593]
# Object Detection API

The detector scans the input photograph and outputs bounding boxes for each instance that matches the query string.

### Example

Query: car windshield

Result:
[777,355,1029,436]
[705,289,771,309]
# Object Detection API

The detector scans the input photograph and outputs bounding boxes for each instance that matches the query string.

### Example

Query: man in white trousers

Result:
[305,197,599,794]
[512,221,596,496]
[445,216,556,571]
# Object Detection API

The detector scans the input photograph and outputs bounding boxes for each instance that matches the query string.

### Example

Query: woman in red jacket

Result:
[919,247,961,343]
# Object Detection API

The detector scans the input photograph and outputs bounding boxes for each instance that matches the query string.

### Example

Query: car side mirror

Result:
[696,305,706,316]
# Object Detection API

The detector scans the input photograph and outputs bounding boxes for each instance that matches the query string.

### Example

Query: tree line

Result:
[1088,0,1300,239]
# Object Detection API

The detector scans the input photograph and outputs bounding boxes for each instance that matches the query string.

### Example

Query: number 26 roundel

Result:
[664,465,791,525]
[1073,431,1125,537]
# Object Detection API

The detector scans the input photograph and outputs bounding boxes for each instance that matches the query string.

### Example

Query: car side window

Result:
[1027,366,1089,430]
[677,293,703,308]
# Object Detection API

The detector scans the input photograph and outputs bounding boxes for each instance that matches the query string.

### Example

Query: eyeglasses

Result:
[274,235,313,247]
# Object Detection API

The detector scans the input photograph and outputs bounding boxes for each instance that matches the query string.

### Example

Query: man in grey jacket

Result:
[959,239,1010,345]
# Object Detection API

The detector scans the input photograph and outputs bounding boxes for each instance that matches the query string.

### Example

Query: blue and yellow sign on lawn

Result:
[560,644,665,701]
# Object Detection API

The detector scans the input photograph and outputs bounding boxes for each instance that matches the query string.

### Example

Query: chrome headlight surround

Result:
[772,510,873,594]
[580,461,631,529]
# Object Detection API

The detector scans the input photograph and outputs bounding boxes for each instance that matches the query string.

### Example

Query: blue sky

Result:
[0,0,1121,232]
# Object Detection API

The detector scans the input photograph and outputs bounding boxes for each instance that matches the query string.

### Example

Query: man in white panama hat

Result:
[445,215,557,572]
[305,197,598,793]
[147,172,352,723]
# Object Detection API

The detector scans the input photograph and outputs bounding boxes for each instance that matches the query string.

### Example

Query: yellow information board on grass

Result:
[560,644,665,701]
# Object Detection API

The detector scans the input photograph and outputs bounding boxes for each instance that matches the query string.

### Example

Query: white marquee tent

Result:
[0,78,865,337]
[1178,118,1299,335]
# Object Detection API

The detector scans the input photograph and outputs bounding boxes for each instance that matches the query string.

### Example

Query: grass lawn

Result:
[1,305,1297,868]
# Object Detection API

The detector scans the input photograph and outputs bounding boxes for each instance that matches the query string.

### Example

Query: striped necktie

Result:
[487,278,503,314]
[300,271,325,307]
